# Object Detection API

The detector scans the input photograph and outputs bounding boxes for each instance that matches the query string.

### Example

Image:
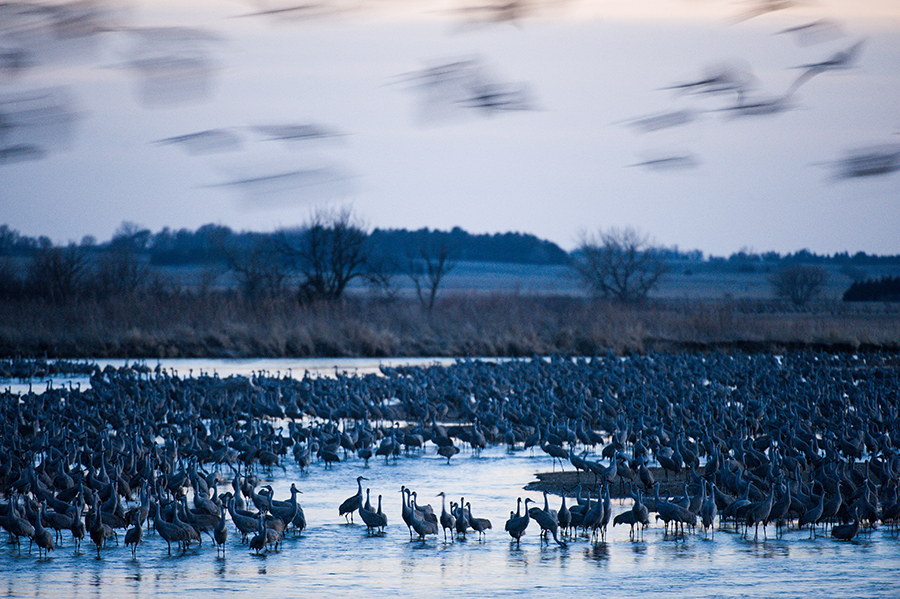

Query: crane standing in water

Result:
[505,497,529,546]
[526,498,565,547]
[339,476,367,523]
[437,492,456,542]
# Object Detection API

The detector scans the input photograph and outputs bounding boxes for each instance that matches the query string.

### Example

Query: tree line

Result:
[0,210,474,310]
[1,214,898,308]
[3,223,897,268]
[0,223,569,266]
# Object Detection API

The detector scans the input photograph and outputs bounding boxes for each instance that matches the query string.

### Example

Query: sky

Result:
[1,0,899,256]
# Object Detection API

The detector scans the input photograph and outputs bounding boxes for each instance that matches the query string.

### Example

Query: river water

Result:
[1,357,461,395]
[2,358,899,598]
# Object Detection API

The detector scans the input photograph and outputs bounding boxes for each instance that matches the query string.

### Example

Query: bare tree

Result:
[276,206,371,304]
[196,265,224,298]
[570,227,666,302]
[364,252,400,302]
[93,247,150,297]
[770,264,828,306]
[222,236,288,301]
[405,240,456,311]
[26,244,90,303]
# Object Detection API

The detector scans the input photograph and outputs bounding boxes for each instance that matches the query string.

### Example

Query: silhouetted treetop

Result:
[368,227,568,265]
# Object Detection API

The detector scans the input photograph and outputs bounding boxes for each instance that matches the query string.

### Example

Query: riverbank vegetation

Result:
[2,219,899,359]
[1,292,898,359]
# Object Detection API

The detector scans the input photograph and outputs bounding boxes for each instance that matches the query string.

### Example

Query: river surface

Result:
[1,357,464,395]
[2,358,899,598]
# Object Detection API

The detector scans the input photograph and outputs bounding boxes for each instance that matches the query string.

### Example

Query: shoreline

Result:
[525,468,690,500]
[5,340,900,361]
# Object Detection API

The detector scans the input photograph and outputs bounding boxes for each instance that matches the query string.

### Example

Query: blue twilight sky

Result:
[1,0,899,256]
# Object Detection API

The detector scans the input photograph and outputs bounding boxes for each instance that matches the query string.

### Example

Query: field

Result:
[412,260,900,301]
[159,260,900,301]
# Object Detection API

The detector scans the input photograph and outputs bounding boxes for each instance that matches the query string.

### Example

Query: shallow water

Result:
[0,357,462,395]
[3,358,900,598]
[3,446,899,599]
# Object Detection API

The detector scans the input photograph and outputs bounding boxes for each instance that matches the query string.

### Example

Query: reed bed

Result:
[0,292,898,358]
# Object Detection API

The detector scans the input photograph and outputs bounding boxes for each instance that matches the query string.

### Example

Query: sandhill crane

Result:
[632,488,651,540]
[799,491,825,538]
[557,493,572,539]
[214,502,228,554]
[701,483,718,538]
[505,498,529,545]
[409,494,438,541]
[831,507,860,541]
[541,439,569,471]
[33,503,55,557]
[339,476,367,523]
[437,492,456,542]
[152,501,186,555]
[5,495,35,554]
[525,498,565,547]
[466,502,492,540]
[124,512,143,557]
[792,39,865,90]
[359,490,387,534]
[745,486,775,540]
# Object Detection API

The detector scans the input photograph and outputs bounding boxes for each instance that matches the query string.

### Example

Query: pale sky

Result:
[2,0,899,256]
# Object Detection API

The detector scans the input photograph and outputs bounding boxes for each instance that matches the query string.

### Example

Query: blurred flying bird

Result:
[617,108,698,133]
[249,123,345,143]
[397,56,535,122]
[394,57,482,96]
[461,81,534,114]
[629,153,700,171]
[0,144,45,165]
[121,26,226,45]
[449,0,530,28]
[665,60,758,102]
[0,48,30,78]
[120,26,224,107]
[154,129,244,154]
[127,54,218,106]
[0,0,122,69]
[444,0,575,31]
[790,39,865,91]
[238,0,351,20]
[824,144,900,180]
[777,18,844,46]
[0,86,79,153]
[718,90,798,117]
[716,68,810,117]
[732,0,801,23]
[208,160,354,205]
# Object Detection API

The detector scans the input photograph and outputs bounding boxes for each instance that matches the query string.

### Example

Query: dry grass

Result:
[0,293,898,359]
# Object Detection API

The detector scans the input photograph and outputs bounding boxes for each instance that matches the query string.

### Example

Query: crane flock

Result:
[1,351,899,562]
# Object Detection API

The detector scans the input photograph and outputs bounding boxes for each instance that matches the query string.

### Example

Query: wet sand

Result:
[526,467,689,499]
